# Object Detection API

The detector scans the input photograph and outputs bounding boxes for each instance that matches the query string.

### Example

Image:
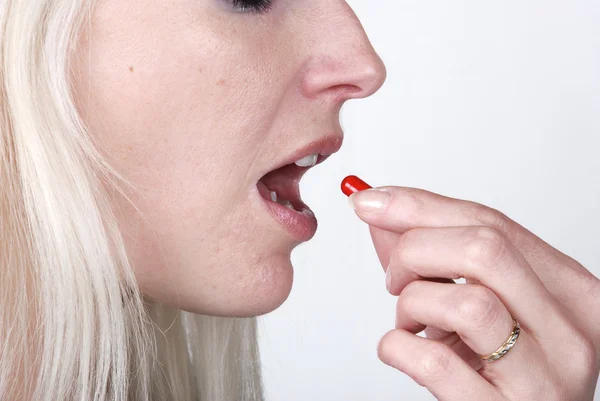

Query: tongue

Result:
[259,163,302,204]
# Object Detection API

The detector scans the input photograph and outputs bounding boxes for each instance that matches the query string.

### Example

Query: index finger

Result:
[344,179,596,293]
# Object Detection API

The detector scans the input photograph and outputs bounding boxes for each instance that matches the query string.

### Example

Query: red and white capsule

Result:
[341,175,372,196]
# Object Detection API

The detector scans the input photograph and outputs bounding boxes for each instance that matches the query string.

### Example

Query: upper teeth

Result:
[294,153,319,167]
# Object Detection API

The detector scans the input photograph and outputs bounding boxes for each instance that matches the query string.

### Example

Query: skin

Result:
[348,186,600,400]
[69,0,600,398]
[70,0,386,316]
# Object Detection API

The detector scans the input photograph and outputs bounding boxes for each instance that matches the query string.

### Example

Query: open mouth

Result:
[256,154,330,213]
[253,134,343,241]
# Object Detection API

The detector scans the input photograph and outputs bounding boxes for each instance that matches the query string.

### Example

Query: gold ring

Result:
[478,318,521,362]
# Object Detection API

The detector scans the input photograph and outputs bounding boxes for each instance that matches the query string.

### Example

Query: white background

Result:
[258,1,600,400]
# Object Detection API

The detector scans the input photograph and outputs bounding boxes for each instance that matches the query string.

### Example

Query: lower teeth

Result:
[264,186,299,211]
[277,199,296,210]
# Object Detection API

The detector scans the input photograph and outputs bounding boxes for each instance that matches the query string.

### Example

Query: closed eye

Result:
[230,0,273,14]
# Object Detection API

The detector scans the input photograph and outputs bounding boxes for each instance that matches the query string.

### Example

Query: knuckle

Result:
[397,280,426,312]
[470,203,512,234]
[416,342,454,384]
[456,286,501,330]
[464,226,508,268]
[400,189,426,225]
[402,279,428,297]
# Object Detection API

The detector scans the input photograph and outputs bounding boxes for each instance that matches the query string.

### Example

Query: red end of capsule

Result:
[341,175,372,196]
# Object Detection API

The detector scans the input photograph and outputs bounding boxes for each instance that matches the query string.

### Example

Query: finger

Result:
[385,225,590,374]
[370,224,455,286]
[418,326,485,372]
[386,226,572,342]
[395,280,547,392]
[349,186,597,292]
[368,225,397,268]
[377,329,502,401]
[361,187,600,361]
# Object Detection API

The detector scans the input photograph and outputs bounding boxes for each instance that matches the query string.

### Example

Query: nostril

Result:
[330,83,363,99]
[299,17,388,101]
[300,54,387,102]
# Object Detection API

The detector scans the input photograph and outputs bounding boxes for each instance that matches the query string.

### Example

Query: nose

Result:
[300,2,387,103]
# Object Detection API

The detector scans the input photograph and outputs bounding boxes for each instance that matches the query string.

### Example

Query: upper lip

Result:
[259,134,344,179]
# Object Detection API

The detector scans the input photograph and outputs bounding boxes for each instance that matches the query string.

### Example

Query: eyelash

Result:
[231,0,273,14]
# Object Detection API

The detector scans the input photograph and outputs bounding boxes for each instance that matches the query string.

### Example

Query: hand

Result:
[348,185,600,401]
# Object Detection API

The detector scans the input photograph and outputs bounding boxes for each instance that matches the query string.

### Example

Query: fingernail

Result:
[348,189,391,213]
[385,266,392,292]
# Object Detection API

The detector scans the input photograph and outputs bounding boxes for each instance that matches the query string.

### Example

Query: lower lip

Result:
[255,183,318,242]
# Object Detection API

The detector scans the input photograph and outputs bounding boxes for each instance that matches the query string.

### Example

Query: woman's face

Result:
[71,0,386,316]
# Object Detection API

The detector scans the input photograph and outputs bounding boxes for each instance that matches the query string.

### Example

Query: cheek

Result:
[72,2,286,190]
[71,2,299,315]
[73,6,241,203]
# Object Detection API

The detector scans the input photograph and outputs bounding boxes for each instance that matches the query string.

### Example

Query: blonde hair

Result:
[0,1,264,400]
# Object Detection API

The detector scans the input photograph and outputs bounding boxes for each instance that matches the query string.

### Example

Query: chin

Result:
[230,255,295,317]
[178,255,296,318]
